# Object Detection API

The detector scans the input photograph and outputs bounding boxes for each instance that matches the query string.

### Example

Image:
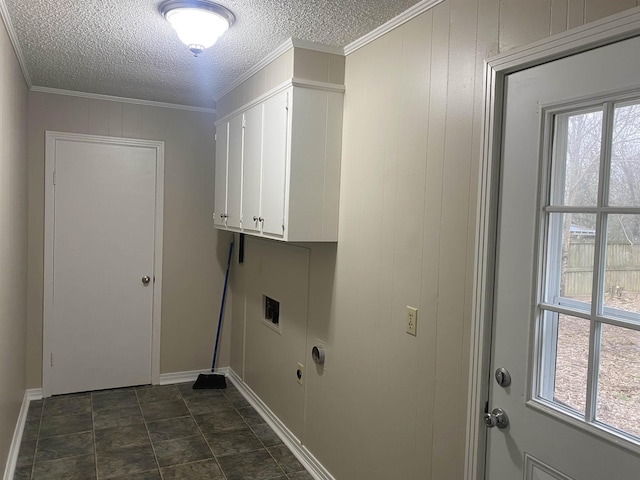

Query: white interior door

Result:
[48,137,158,395]
[487,34,640,479]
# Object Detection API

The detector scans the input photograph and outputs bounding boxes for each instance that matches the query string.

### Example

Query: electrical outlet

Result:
[406,306,418,336]
[296,362,304,385]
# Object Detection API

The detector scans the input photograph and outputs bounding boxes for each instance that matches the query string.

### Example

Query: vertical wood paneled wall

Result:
[0,14,28,476]
[329,0,640,478]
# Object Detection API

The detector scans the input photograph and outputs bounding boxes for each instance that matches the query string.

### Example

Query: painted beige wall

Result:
[243,237,309,438]
[228,0,640,479]
[26,92,232,388]
[0,13,28,475]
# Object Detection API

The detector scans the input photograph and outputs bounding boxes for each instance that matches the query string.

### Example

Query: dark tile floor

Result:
[14,382,314,480]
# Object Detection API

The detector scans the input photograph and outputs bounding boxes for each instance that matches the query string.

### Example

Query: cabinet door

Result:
[242,104,263,233]
[261,90,289,237]
[226,114,243,229]
[213,122,228,227]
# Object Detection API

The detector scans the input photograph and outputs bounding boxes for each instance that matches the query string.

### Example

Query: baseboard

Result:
[2,389,40,480]
[158,367,230,386]
[26,388,42,401]
[226,368,335,480]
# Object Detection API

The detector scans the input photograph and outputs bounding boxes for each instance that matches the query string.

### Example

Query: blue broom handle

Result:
[212,235,234,371]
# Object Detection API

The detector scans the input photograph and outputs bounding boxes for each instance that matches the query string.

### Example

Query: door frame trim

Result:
[465,7,640,480]
[43,131,165,397]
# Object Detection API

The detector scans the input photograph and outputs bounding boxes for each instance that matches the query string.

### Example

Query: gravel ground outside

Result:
[554,292,640,438]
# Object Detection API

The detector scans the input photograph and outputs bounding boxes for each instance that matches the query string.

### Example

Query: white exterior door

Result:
[46,134,161,395]
[487,36,640,478]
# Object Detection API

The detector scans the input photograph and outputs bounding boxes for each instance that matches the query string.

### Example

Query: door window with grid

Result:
[536,95,640,446]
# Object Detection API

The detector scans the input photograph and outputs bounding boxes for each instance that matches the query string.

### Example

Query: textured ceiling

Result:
[4,0,423,108]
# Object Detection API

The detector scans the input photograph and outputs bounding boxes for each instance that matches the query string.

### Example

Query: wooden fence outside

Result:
[565,242,640,296]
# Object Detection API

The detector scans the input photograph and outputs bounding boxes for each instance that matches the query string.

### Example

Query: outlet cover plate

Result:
[406,306,418,336]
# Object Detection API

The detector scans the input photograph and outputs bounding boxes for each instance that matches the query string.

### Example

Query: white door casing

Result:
[467,7,640,480]
[43,132,164,397]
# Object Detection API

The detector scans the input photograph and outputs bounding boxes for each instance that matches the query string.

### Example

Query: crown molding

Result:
[290,38,344,56]
[215,0,447,102]
[0,0,32,88]
[212,37,344,102]
[30,86,217,113]
[212,38,294,101]
[344,0,446,55]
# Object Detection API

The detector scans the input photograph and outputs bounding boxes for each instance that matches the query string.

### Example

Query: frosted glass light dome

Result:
[161,1,235,57]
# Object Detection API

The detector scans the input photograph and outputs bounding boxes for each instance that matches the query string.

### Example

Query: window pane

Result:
[596,323,640,438]
[610,102,640,207]
[603,214,640,316]
[551,110,602,207]
[544,213,596,307]
[539,312,589,415]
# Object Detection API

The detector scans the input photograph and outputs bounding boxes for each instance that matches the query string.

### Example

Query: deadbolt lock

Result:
[495,367,512,387]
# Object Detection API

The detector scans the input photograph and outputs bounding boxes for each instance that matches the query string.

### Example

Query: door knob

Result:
[484,408,509,429]
[141,276,151,286]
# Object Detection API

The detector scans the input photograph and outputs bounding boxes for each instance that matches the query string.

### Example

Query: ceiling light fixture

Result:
[160,0,235,57]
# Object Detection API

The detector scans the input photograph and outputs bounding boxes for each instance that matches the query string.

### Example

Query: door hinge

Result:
[242,115,246,128]
[50,352,54,367]
[285,92,289,111]
[214,133,217,142]
[53,170,56,185]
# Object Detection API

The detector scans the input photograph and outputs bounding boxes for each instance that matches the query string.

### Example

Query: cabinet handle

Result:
[259,217,264,222]
[220,213,228,218]
[253,216,258,222]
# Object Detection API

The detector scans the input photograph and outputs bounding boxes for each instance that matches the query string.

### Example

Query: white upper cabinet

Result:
[214,82,343,242]
[241,102,264,234]
[213,122,228,228]
[213,114,243,229]
[226,114,243,230]
[260,90,288,238]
